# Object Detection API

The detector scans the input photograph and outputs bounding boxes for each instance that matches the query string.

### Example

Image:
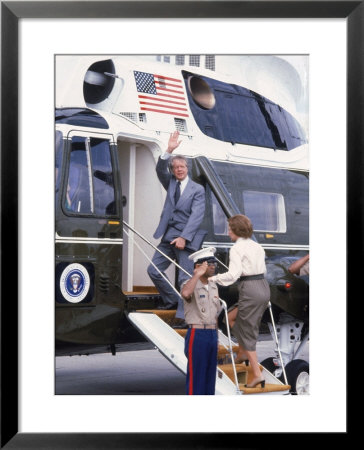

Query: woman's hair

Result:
[228,214,253,238]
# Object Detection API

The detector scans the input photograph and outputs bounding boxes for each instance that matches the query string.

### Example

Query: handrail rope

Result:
[219,299,241,393]
[123,220,192,278]
[123,228,183,300]
[213,256,229,271]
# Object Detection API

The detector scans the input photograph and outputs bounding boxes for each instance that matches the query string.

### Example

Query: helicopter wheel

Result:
[260,357,276,373]
[285,359,309,395]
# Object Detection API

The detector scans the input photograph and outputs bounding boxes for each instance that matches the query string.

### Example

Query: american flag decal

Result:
[134,71,189,118]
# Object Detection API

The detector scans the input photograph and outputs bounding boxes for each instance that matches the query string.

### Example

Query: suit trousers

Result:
[184,328,218,395]
[147,240,193,319]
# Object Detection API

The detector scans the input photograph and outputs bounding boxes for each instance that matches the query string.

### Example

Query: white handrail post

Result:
[220,299,241,394]
[268,302,288,385]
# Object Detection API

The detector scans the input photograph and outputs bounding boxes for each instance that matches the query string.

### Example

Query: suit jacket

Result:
[153,157,205,243]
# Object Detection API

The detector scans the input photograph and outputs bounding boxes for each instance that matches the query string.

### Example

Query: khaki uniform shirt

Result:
[182,279,222,325]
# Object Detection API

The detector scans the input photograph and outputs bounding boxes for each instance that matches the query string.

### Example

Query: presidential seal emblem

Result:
[60,263,90,303]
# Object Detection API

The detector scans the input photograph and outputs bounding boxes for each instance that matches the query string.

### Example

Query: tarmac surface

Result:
[55,335,309,395]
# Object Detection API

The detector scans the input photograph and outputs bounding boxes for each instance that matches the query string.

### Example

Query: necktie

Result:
[174,181,181,204]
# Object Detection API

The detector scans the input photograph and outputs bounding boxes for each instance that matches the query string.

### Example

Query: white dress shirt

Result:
[210,237,266,286]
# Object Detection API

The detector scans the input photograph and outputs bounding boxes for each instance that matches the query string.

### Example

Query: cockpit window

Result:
[242,190,286,232]
[65,136,116,216]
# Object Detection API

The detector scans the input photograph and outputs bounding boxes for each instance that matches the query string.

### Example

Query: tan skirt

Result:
[231,278,270,351]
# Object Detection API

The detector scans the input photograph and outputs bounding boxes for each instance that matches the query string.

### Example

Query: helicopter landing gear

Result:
[262,313,309,395]
[285,359,309,394]
[261,357,309,395]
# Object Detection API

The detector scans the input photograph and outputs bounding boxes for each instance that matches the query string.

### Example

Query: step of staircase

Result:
[239,383,290,394]
[218,363,249,384]
[136,309,177,319]
[174,329,188,337]
[219,364,290,393]
[219,362,261,381]
[136,309,180,326]
[217,345,239,358]
[173,329,240,358]
[127,286,159,294]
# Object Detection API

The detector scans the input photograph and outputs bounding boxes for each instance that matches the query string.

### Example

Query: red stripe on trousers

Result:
[188,328,196,395]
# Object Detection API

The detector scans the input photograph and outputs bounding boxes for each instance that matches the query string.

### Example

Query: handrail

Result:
[220,299,241,394]
[123,220,192,278]
[123,227,183,300]
[195,156,240,218]
[214,256,229,271]
[194,156,257,243]
[267,302,288,385]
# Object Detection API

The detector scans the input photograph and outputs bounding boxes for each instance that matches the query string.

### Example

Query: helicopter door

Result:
[117,139,174,293]
[55,130,123,307]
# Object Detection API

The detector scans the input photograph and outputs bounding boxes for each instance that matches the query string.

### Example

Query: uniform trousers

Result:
[184,328,218,395]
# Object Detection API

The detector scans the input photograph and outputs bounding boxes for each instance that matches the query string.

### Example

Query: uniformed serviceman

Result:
[180,247,222,395]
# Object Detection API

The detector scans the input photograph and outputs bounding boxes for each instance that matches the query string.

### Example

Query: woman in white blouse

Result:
[209,214,270,388]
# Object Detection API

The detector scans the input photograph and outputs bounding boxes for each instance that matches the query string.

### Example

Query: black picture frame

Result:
[1,1,357,448]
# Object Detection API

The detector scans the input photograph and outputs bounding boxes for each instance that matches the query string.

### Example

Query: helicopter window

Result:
[89,138,116,215]
[66,137,92,214]
[242,191,286,232]
[65,136,116,216]
[211,191,229,235]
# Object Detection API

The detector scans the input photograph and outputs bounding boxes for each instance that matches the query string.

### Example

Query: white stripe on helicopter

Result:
[203,242,309,251]
[55,234,123,245]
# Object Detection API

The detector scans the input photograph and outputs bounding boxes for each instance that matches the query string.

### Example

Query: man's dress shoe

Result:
[172,321,188,329]
[156,304,177,310]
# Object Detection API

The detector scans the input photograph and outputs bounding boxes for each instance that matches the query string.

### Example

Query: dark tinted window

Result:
[184,71,307,151]
[211,161,309,245]
[66,137,92,214]
[243,191,286,232]
[90,138,116,215]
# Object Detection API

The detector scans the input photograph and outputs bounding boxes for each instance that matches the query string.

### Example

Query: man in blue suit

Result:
[147,131,206,319]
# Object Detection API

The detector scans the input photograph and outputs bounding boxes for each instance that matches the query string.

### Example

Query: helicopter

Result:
[55,54,309,394]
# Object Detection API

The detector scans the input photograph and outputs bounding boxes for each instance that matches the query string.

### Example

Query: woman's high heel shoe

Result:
[245,377,265,388]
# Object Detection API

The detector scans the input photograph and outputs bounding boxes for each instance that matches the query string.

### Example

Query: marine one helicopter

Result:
[55,54,309,394]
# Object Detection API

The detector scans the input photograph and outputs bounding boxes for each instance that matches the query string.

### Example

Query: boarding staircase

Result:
[127,307,291,395]
[123,222,290,395]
